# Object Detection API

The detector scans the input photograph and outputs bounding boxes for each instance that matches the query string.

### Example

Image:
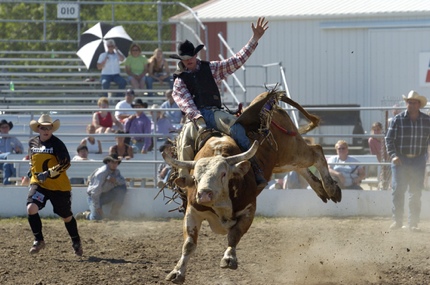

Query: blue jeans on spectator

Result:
[145,74,173,96]
[100,74,127,97]
[87,184,127,220]
[2,163,16,185]
[391,155,426,227]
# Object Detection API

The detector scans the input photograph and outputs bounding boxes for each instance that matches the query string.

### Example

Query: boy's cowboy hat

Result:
[29,114,60,132]
[402,90,428,108]
[0,119,13,130]
[103,153,122,165]
[169,40,204,60]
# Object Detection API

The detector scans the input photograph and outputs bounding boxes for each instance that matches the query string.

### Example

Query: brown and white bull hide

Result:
[162,137,260,284]
[248,91,342,203]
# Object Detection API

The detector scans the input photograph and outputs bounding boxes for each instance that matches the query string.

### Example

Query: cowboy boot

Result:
[249,157,267,191]
[177,145,195,187]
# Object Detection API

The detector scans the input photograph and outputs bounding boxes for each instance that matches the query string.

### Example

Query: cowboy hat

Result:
[132,98,147,108]
[103,153,121,165]
[29,114,60,132]
[169,40,204,60]
[402,90,428,108]
[0,119,13,130]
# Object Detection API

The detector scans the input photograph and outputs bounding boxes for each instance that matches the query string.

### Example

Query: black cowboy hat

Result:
[132,98,148,108]
[169,40,204,60]
[0,119,13,130]
[103,153,121,165]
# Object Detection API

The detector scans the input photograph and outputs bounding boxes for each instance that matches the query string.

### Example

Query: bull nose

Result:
[197,189,213,204]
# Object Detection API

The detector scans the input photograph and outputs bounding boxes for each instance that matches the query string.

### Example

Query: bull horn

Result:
[162,151,196,170]
[225,140,259,165]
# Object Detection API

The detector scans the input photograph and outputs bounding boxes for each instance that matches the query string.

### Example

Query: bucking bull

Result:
[162,89,342,283]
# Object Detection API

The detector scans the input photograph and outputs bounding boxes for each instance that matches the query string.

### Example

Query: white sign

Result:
[57,3,79,19]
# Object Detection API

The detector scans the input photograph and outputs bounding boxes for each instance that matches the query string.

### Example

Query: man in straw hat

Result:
[0,119,24,184]
[77,153,127,220]
[385,90,430,232]
[26,114,83,256]
[170,17,269,190]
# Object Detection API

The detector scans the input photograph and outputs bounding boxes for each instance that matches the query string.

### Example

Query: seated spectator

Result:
[124,98,152,154]
[115,89,135,123]
[92,97,123,134]
[160,89,184,126]
[145,48,173,95]
[80,154,127,220]
[150,104,176,138]
[109,130,134,160]
[124,43,148,94]
[97,39,127,97]
[70,145,91,185]
[0,119,24,184]
[328,140,366,190]
[157,139,174,188]
[368,122,384,162]
[283,171,309,189]
[80,124,102,154]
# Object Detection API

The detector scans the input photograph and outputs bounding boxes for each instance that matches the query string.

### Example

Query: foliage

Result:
[0,0,207,58]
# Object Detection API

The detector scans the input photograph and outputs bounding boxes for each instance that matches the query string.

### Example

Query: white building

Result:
[170,0,430,146]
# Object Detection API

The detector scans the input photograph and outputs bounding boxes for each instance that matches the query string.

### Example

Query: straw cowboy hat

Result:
[169,40,204,60]
[0,119,13,130]
[29,114,60,132]
[402,90,428,108]
[103,153,121,165]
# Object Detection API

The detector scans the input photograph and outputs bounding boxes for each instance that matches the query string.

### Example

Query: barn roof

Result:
[171,0,430,22]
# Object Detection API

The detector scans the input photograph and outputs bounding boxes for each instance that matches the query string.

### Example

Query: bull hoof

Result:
[220,257,238,270]
[165,270,185,284]
[331,185,342,203]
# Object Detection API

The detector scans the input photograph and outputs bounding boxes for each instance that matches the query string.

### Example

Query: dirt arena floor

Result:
[1,216,430,285]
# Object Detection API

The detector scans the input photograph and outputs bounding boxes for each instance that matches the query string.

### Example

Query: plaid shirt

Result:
[385,110,430,158]
[172,39,258,120]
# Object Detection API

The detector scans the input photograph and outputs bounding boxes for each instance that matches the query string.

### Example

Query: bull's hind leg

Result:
[165,208,204,284]
[220,204,255,269]
[297,168,330,202]
[309,145,342,202]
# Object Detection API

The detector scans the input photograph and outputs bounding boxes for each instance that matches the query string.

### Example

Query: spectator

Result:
[145,48,173,95]
[26,114,82,256]
[150,103,176,138]
[84,154,127,221]
[368,122,384,162]
[70,144,90,185]
[80,124,102,154]
[92,97,123,134]
[124,98,152,154]
[0,119,24,184]
[109,130,134,160]
[385,90,430,231]
[157,139,174,188]
[170,17,269,190]
[160,89,184,126]
[327,140,366,190]
[115,88,135,123]
[97,39,127,97]
[283,171,309,189]
[124,43,148,94]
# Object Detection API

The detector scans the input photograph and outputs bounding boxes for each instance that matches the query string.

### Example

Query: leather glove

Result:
[195,117,207,131]
[36,171,50,183]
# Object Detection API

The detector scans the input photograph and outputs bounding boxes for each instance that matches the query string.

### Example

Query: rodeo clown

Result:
[170,17,269,191]
[26,114,83,257]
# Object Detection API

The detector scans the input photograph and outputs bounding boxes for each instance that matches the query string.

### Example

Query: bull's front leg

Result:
[166,208,203,284]
[220,204,255,270]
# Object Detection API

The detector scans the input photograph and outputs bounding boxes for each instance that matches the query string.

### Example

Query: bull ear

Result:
[233,161,251,176]
[174,177,187,188]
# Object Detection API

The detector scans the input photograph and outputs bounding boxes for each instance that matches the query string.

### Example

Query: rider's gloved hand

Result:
[195,117,207,132]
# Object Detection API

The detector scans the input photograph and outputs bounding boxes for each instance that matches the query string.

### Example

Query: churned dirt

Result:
[1,216,430,285]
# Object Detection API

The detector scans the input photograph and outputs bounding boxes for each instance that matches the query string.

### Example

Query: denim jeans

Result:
[1,163,16,185]
[145,75,173,96]
[391,155,426,226]
[199,108,250,151]
[87,184,127,220]
[100,74,127,97]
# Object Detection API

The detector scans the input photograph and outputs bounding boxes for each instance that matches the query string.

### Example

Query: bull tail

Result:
[279,93,320,134]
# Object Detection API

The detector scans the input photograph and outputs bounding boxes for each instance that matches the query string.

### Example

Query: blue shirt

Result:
[385,110,430,158]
